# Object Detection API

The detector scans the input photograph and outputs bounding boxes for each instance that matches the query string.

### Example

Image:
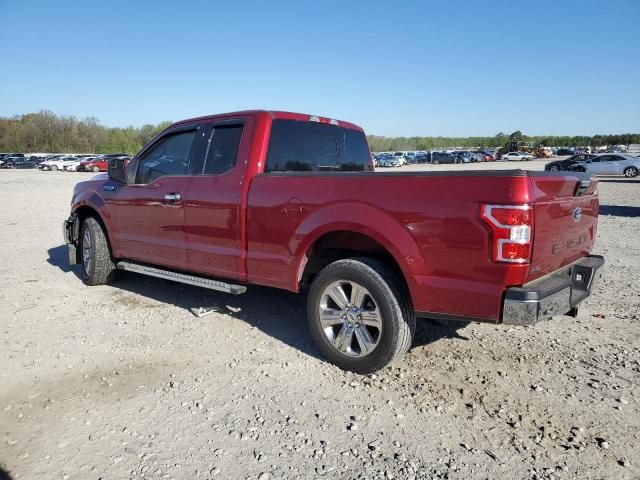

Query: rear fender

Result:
[292,202,423,291]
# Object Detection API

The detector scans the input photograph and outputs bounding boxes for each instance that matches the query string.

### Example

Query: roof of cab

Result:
[171,110,364,132]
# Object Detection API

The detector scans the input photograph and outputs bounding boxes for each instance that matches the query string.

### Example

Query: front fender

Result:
[71,189,118,252]
[291,202,424,288]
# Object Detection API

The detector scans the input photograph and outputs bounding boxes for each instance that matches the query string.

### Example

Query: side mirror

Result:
[108,158,127,183]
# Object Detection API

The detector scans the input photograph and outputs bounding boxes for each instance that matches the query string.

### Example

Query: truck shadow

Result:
[47,245,468,362]
[599,205,640,218]
[596,178,640,184]
[47,244,80,276]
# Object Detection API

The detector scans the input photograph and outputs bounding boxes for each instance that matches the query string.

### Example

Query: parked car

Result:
[0,153,26,168]
[451,151,473,163]
[63,110,604,373]
[40,156,78,171]
[415,152,432,163]
[1,156,40,169]
[63,158,85,171]
[476,150,496,161]
[545,154,595,171]
[501,152,533,161]
[78,154,130,172]
[378,156,400,167]
[569,154,640,177]
[556,148,575,156]
[431,152,458,164]
[391,152,407,166]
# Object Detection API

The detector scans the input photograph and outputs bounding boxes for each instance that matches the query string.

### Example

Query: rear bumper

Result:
[502,255,604,325]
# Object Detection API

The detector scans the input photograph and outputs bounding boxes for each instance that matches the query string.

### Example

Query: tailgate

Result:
[527,173,599,282]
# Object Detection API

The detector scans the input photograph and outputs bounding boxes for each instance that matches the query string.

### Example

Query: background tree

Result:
[1,111,639,154]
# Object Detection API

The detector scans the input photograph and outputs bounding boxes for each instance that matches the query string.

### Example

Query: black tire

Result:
[51,165,58,171]
[624,166,638,178]
[550,165,560,171]
[307,257,415,374]
[92,166,100,173]
[80,217,116,286]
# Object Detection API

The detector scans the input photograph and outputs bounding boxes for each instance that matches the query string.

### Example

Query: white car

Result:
[41,156,78,171]
[63,159,83,171]
[501,151,533,161]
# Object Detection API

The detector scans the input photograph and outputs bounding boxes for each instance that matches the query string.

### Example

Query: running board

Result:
[116,261,247,295]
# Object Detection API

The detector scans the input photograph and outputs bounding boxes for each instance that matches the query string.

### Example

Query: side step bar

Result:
[116,261,247,295]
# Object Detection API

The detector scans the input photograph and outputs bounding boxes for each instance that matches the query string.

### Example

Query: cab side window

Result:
[135,131,196,184]
[203,124,244,175]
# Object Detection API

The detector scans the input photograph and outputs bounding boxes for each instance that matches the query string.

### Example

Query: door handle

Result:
[282,197,303,217]
[164,193,182,203]
[283,206,304,215]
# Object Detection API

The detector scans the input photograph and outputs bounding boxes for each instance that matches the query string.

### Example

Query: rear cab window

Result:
[265,120,372,173]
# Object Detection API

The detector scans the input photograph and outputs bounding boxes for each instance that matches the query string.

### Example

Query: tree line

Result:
[368,131,640,152]
[0,111,172,154]
[1,111,639,154]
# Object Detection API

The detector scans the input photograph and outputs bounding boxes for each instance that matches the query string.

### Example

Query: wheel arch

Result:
[72,195,117,254]
[293,203,423,298]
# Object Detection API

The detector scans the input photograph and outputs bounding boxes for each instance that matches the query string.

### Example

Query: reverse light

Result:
[480,204,533,263]
[309,115,339,126]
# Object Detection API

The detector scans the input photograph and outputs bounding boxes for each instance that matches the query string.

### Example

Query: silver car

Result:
[571,154,640,177]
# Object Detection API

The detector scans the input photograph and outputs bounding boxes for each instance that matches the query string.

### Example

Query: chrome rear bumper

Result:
[502,255,605,326]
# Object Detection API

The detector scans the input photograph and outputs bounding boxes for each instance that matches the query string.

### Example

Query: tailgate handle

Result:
[574,180,591,197]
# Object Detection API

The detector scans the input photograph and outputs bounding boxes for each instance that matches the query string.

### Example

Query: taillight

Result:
[480,204,533,263]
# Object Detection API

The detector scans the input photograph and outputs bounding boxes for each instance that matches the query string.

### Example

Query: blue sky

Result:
[1,0,638,137]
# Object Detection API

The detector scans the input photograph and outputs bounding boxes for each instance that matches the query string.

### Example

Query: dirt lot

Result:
[1,162,639,480]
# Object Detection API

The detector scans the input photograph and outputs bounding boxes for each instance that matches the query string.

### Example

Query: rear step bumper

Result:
[502,255,605,325]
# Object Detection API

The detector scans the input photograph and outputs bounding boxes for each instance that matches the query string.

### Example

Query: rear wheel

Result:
[550,165,560,171]
[80,217,116,286]
[50,165,58,171]
[624,166,638,178]
[307,258,415,374]
[92,166,100,173]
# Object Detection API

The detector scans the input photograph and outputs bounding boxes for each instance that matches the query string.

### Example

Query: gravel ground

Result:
[1,161,638,480]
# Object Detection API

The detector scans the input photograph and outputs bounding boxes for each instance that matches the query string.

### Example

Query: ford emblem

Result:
[572,207,582,222]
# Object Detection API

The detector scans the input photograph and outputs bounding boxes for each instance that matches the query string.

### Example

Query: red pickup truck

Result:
[63,110,604,373]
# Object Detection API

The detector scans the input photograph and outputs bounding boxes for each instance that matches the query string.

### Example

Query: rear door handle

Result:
[164,193,182,204]
[282,197,304,217]
[283,206,304,215]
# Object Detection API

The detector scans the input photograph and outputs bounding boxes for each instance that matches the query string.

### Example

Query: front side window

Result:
[203,124,244,175]
[135,130,196,184]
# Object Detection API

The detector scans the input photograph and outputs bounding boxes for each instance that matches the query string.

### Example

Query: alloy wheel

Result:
[318,280,382,357]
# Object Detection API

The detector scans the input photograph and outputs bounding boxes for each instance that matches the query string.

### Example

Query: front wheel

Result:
[624,166,638,178]
[80,217,116,286]
[92,166,100,173]
[550,165,560,171]
[307,258,415,374]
